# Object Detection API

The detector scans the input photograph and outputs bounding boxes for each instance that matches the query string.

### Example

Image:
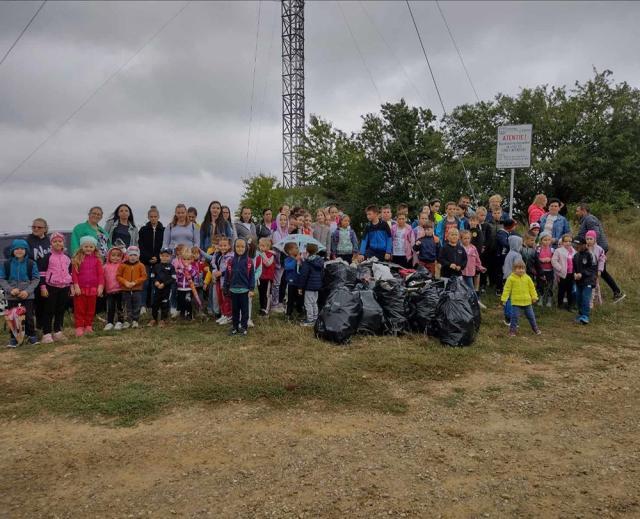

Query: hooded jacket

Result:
[412,231,440,263]
[116,259,147,292]
[43,248,72,289]
[462,244,484,277]
[331,227,359,257]
[138,221,165,265]
[501,272,538,306]
[359,220,392,255]
[298,255,324,291]
[551,245,575,280]
[573,249,598,286]
[103,247,123,294]
[0,239,40,300]
[224,252,255,292]
[576,213,609,251]
[503,235,523,279]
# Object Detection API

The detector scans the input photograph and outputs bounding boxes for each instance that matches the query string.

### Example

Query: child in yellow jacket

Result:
[501,259,541,337]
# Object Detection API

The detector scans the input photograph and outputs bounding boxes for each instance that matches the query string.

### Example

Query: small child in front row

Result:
[174,249,199,320]
[71,236,104,337]
[213,237,234,325]
[572,237,598,325]
[460,230,487,309]
[255,237,276,316]
[41,232,72,343]
[437,228,467,279]
[501,259,541,336]
[224,238,255,336]
[536,232,555,307]
[413,219,439,276]
[103,247,125,330]
[298,243,324,326]
[283,242,304,320]
[116,246,147,329]
[149,248,176,327]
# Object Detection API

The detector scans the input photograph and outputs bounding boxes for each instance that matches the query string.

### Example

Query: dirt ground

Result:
[1,342,639,519]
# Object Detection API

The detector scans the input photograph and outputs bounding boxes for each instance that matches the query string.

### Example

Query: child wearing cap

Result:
[149,248,176,327]
[71,235,104,337]
[116,246,147,328]
[0,239,40,346]
[529,222,541,242]
[572,236,598,324]
[40,232,73,343]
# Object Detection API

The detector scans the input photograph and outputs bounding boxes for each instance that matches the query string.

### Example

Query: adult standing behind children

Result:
[104,204,139,249]
[26,218,51,330]
[235,207,258,249]
[200,201,233,250]
[162,204,200,251]
[575,203,625,303]
[139,206,164,311]
[539,198,570,245]
[70,207,110,257]
[528,194,547,226]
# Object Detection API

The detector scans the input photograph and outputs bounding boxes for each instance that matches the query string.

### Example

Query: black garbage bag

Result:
[355,289,384,335]
[435,277,477,347]
[407,279,446,335]
[404,266,433,289]
[323,260,358,293]
[356,262,374,284]
[314,288,363,344]
[373,279,408,335]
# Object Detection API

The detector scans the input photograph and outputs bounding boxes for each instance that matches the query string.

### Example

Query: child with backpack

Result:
[40,232,72,343]
[0,239,40,346]
[224,238,255,336]
[71,236,104,337]
[298,243,324,326]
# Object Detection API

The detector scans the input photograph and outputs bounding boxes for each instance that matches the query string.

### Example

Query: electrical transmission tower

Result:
[281,0,305,188]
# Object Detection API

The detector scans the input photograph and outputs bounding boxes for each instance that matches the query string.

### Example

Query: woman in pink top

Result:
[71,236,104,337]
[528,194,547,226]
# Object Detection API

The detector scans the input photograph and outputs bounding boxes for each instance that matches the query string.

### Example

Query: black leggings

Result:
[43,285,69,335]
[287,284,304,317]
[557,275,574,308]
[258,279,272,313]
[177,290,193,320]
[106,292,124,324]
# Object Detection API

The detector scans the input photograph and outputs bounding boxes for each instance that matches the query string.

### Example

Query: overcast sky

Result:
[0,0,638,231]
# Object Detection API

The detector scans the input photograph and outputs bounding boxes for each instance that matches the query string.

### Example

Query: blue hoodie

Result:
[298,255,324,291]
[359,220,392,255]
[284,255,302,287]
[224,252,255,293]
[0,239,40,300]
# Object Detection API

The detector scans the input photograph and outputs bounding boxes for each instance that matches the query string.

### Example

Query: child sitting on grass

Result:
[501,259,541,337]
[224,238,255,336]
[298,243,324,326]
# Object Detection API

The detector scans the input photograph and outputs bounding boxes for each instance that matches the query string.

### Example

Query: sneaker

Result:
[613,292,626,304]
[503,318,511,326]
[247,319,254,328]
[131,321,139,329]
[170,308,178,318]
[7,338,18,348]
[104,323,114,331]
[215,316,225,324]
[84,326,94,334]
[41,333,54,344]
[122,322,131,330]
[75,327,84,338]
[240,328,248,336]
[147,320,157,327]
[139,306,147,315]
[272,305,285,314]
[546,301,552,308]
[27,336,39,345]
[53,331,67,341]
[478,301,487,310]
[533,328,542,335]
[218,316,230,325]
[300,320,315,327]
[229,328,238,336]
[114,322,123,331]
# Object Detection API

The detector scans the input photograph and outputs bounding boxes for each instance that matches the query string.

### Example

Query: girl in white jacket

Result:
[551,233,575,310]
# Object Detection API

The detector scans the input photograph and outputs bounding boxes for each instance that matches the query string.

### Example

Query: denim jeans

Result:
[575,284,593,322]
[510,304,539,332]
[122,291,142,322]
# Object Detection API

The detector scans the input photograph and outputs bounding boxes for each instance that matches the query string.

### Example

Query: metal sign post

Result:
[496,124,532,218]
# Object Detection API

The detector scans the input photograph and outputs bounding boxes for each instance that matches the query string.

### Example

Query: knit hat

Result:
[79,235,98,247]
[126,246,140,257]
[10,238,29,253]
[586,230,597,239]
[50,232,65,243]
[538,231,552,240]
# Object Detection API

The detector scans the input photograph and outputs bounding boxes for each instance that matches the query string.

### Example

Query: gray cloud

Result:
[1,0,639,230]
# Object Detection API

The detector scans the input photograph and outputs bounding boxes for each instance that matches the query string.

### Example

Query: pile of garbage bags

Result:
[314,259,480,346]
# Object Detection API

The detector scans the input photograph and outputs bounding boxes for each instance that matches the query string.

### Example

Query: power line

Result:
[435,0,480,103]
[405,0,446,116]
[0,1,191,186]
[337,2,428,202]
[0,0,47,69]
[244,0,262,176]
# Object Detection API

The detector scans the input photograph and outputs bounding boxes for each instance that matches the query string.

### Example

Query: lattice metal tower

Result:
[281,0,305,188]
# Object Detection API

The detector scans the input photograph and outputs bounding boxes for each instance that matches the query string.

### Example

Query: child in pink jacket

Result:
[103,247,125,331]
[461,230,487,309]
[41,232,72,343]
[71,235,104,337]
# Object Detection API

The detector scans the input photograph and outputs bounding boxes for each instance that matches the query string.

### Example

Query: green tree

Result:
[237,174,286,216]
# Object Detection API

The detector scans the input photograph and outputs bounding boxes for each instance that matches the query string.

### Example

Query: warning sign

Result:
[496,124,532,169]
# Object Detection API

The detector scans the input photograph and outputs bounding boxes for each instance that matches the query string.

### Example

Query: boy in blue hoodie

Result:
[358,205,392,261]
[0,239,40,346]
[223,238,255,336]
[283,242,304,320]
[298,243,324,326]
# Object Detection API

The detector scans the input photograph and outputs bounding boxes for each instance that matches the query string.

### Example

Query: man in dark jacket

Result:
[138,208,165,309]
[575,203,624,302]
[298,243,324,326]
[26,218,51,330]
[572,237,598,324]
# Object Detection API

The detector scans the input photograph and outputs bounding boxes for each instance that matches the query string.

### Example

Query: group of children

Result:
[1,198,613,346]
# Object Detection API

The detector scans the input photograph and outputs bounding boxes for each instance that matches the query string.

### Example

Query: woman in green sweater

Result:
[70,206,110,257]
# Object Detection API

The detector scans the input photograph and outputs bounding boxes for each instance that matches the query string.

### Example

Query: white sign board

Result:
[496,124,532,169]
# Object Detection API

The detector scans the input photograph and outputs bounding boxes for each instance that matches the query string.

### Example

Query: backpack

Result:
[4,259,36,281]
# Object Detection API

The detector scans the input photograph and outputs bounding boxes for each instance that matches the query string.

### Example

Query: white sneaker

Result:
[218,316,230,325]
[272,305,285,314]
[131,321,139,329]
[170,308,178,318]
[104,323,114,331]
[122,322,131,329]
[114,322,123,331]
[215,316,225,324]
[139,306,147,315]
[247,319,255,328]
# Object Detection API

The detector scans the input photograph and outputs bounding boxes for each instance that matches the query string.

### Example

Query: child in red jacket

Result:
[71,236,104,337]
